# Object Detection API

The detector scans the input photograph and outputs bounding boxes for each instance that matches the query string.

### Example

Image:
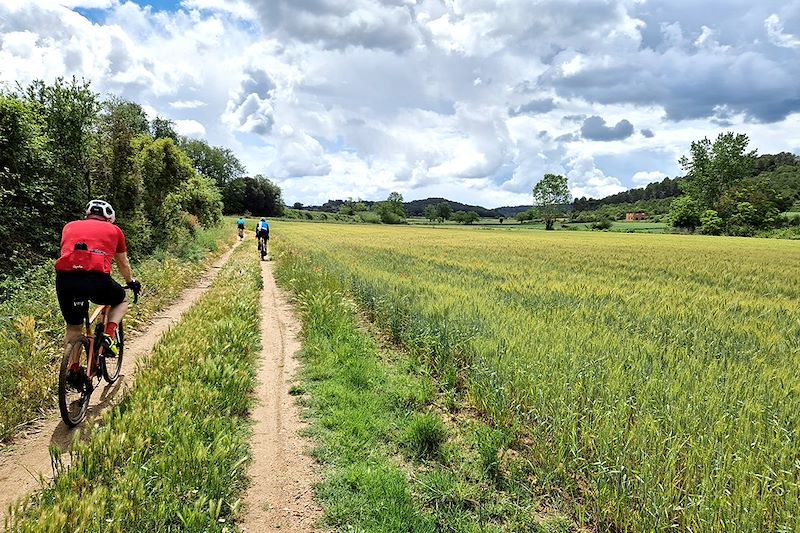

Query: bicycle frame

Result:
[83,304,110,378]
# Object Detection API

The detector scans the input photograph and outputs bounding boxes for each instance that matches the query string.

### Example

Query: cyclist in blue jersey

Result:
[236,217,245,240]
[256,218,269,260]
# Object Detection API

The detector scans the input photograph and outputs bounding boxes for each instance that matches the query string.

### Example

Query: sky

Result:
[1,0,800,207]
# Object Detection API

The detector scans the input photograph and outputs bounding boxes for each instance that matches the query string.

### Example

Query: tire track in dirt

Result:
[0,239,242,520]
[239,260,320,532]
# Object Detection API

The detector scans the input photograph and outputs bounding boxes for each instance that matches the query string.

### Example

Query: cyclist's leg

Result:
[88,274,127,336]
[56,272,89,363]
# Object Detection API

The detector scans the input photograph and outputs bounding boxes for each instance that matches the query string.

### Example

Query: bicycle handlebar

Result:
[124,281,141,304]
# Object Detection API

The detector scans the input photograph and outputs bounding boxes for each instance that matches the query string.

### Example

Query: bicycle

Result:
[58,282,140,427]
[257,232,268,261]
[237,226,244,240]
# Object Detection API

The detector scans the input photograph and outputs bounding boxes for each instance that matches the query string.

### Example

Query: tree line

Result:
[0,77,284,282]
[668,135,800,235]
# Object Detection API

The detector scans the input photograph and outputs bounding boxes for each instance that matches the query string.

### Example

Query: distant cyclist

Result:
[256,217,269,260]
[236,216,245,240]
[54,200,140,384]
[256,217,269,242]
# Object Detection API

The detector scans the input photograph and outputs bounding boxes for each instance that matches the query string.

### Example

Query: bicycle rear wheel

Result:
[101,321,124,383]
[58,339,90,427]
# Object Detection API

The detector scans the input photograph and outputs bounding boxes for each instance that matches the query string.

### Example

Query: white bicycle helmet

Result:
[85,199,116,223]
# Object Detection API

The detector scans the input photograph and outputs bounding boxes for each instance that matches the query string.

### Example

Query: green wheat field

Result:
[275,221,800,532]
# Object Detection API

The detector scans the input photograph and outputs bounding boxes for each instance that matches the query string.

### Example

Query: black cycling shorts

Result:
[55,272,126,325]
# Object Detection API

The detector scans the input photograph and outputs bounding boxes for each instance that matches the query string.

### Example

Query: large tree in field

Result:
[375,191,406,223]
[532,173,571,230]
[179,137,246,189]
[678,132,756,210]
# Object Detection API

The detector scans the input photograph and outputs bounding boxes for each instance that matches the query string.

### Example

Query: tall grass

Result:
[5,240,260,532]
[274,239,571,532]
[0,224,234,441]
[272,221,800,532]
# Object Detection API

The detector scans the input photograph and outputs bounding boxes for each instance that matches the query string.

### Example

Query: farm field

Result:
[273,221,800,532]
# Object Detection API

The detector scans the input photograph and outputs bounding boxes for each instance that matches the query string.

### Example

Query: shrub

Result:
[379,211,405,224]
[357,211,381,224]
[591,219,613,230]
[698,209,724,235]
[163,174,223,228]
[668,195,701,231]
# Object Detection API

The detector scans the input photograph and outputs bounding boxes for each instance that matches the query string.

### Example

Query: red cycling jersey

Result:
[54,218,127,274]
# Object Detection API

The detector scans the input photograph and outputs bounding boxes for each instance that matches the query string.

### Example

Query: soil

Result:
[238,260,321,532]
[0,240,241,520]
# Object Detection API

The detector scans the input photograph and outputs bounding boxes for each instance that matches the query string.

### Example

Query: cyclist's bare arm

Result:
[114,252,134,283]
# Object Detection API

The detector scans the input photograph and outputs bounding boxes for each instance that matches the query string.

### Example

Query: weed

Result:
[401,414,448,460]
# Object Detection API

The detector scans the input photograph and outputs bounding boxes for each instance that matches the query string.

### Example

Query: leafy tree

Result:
[386,192,405,217]
[746,165,800,211]
[668,195,702,231]
[338,202,355,216]
[532,173,571,230]
[435,202,452,222]
[452,210,480,224]
[224,175,284,216]
[132,136,195,244]
[754,152,799,174]
[0,96,57,274]
[678,132,756,210]
[374,192,406,223]
[179,137,246,189]
[222,179,246,215]
[424,204,437,222]
[292,202,304,209]
[515,209,536,223]
[164,174,223,228]
[21,77,100,209]
[698,210,724,235]
[95,98,149,220]
[151,116,178,141]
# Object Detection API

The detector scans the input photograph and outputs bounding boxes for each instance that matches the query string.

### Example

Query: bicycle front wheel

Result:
[58,339,90,427]
[101,322,124,383]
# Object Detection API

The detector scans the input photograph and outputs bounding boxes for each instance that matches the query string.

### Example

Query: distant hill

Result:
[403,197,499,217]
[494,205,533,217]
[307,197,502,217]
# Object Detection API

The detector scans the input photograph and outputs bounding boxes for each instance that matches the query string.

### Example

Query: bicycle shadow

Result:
[49,375,128,451]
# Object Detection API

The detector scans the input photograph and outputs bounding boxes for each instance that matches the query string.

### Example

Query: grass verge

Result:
[273,243,570,532]
[0,224,235,442]
[5,239,260,532]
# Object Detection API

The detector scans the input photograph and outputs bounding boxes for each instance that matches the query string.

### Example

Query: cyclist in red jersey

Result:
[55,200,140,384]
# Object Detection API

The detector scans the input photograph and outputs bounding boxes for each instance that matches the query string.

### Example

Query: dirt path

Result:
[0,239,241,519]
[239,261,320,532]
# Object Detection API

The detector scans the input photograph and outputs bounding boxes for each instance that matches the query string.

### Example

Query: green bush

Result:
[668,195,702,230]
[164,173,223,227]
[590,219,613,230]
[356,211,381,224]
[699,209,724,235]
